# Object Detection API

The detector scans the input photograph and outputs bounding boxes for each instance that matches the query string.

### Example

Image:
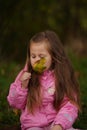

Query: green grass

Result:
[0,53,87,129]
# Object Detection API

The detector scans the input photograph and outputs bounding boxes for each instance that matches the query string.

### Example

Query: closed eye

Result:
[31,54,36,58]
[39,54,45,58]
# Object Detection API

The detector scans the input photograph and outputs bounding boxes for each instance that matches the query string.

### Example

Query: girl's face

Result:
[30,41,52,71]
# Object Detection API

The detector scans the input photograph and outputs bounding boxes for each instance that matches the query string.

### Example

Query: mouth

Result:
[33,58,46,73]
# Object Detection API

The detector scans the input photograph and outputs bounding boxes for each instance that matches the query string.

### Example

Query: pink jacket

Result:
[7,65,78,130]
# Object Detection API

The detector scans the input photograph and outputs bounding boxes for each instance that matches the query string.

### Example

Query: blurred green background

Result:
[0,0,87,129]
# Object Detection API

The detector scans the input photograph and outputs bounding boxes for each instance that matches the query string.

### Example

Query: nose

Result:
[35,56,41,63]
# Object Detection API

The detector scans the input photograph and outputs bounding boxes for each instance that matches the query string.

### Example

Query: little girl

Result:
[7,30,81,130]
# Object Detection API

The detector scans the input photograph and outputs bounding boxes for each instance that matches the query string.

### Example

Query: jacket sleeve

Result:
[7,65,28,110]
[53,97,78,130]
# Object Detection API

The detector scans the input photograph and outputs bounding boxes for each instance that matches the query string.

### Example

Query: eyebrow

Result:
[30,52,46,55]
[30,53,46,57]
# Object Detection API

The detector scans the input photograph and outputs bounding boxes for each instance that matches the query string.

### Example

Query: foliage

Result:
[0,62,22,125]
[68,51,87,128]
[0,0,87,61]
[0,53,87,129]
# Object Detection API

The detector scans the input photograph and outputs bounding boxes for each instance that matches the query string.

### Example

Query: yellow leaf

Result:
[33,58,46,73]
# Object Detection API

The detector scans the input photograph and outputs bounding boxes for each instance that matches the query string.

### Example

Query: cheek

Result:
[30,58,34,66]
[45,58,52,68]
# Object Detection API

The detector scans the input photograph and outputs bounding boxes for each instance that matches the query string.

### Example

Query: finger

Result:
[23,72,31,80]
[24,72,31,76]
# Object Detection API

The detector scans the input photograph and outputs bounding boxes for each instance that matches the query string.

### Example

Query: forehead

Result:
[30,41,49,53]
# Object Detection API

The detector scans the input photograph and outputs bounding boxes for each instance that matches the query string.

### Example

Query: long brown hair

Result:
[26,30,81,113]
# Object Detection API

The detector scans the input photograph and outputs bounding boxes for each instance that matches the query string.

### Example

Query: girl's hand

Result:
[51,125,63,130]
[20,72,31,88]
